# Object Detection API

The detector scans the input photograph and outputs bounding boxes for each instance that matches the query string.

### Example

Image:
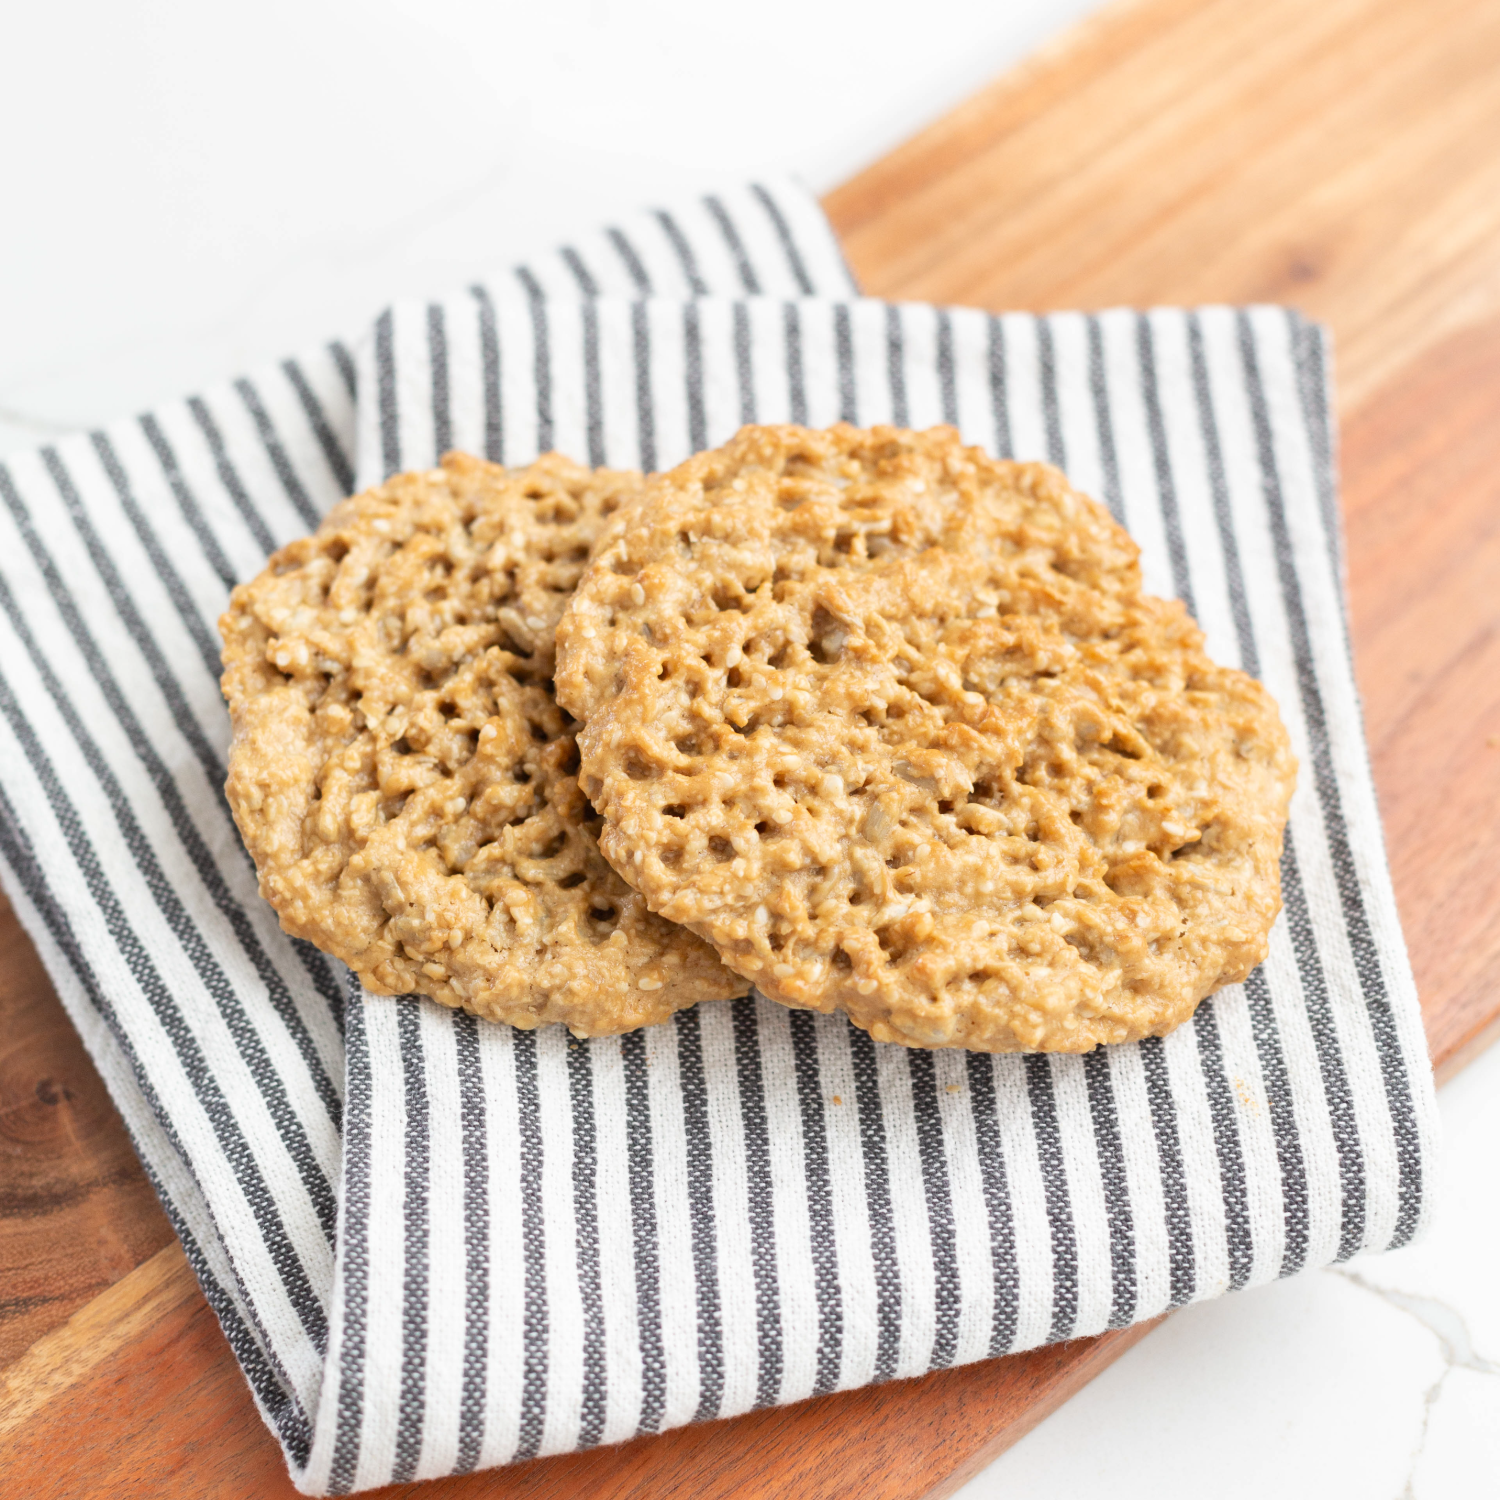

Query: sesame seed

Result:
[638,976,663,990]
[773,962,794,978]
[630,583,646,605]
[856,978,877,995]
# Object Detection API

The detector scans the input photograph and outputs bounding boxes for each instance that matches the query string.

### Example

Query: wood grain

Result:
[826,0,1500,415]
[0,889,174,1367]
[0,1237,1160,1500]
[1339,315,1500,1082]
[0,1244,201,1443]
[4,0,1500,1493]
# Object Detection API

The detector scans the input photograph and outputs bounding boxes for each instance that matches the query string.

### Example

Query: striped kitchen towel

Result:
[0,179,1437,1493]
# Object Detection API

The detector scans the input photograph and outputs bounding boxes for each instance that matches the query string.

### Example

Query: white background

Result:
[0,0,1096,449]
[3,2,1496,1494]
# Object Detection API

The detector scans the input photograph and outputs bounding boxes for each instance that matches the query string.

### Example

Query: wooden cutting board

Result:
[5,0,1500,1492]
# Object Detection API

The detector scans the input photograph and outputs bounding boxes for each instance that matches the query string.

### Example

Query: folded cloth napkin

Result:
[0,179,1437,1494]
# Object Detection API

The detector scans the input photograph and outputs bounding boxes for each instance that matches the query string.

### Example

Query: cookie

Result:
[220,451,748,1035]
[555,424,1296,1052]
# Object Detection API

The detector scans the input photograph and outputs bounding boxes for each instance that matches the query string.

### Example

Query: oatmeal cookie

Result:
[555,424,1295,1052]
[220,451,748,1034]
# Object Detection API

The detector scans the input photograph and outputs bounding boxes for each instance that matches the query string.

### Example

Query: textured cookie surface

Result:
[555,424,1296,1052]
[221,451,747,1034]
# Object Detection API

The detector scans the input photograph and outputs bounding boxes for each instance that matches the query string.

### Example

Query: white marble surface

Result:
[4,3,1495,1495]
[0,0,1096,452]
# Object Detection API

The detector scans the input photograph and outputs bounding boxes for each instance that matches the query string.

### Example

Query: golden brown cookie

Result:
[555,424,1296,1052]
[220,451,748,1034]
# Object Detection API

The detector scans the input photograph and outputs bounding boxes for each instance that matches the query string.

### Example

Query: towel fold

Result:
[0,179,1436,1495]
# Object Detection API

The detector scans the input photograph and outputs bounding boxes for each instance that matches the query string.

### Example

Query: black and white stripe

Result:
[0,177,1435,1498]
[309,291,1435,1491]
